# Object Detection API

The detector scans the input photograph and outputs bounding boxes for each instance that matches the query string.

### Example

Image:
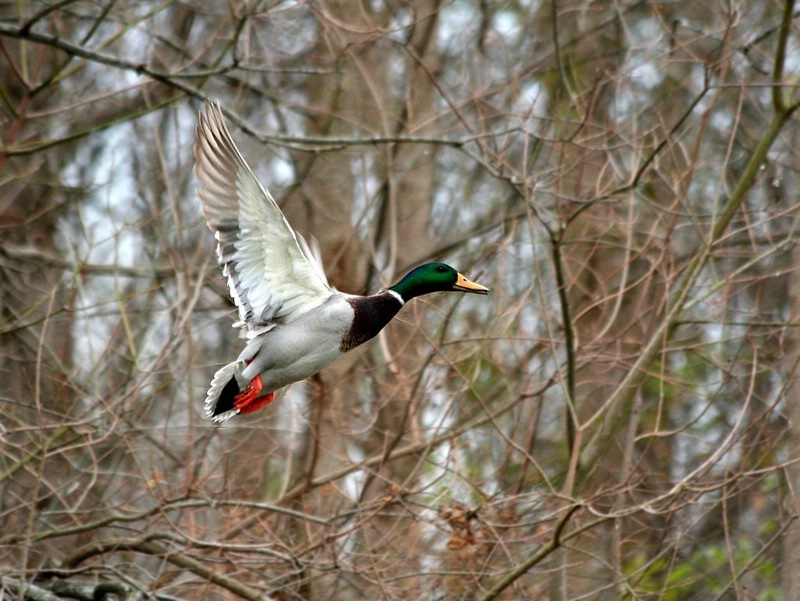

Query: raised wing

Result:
[194,100,332,331]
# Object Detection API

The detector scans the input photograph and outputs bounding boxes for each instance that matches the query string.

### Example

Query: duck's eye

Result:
[436,266,447,273]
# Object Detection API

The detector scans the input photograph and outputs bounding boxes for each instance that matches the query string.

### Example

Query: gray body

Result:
[237,294,355,391]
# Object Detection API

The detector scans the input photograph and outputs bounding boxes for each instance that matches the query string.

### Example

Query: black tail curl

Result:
[212,375,240,418]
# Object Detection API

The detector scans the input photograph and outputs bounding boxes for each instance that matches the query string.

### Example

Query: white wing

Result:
[194,100,332,331]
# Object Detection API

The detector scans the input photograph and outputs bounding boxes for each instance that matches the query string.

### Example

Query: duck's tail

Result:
[204,362,278,423]
[204,361,243,423]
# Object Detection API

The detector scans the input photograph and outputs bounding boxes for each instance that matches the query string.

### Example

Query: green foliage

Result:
[626,529,781,600]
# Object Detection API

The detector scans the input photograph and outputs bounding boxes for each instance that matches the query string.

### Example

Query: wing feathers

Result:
[194,100,332,330]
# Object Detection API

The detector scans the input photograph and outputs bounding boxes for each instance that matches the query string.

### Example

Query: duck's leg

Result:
[233,375,276,414]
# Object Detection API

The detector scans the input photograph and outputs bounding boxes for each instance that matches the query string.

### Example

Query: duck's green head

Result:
[389,262,489,302]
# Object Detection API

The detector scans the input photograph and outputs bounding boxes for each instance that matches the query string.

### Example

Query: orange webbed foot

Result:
[233,375,276,415]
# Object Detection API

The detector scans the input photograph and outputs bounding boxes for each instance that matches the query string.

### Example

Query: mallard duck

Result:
[194,100,489,423]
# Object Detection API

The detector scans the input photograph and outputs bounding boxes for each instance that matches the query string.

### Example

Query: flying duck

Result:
[194,100,489,422]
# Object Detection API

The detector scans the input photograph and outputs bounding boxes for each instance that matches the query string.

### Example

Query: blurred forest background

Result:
[2,1,800,599]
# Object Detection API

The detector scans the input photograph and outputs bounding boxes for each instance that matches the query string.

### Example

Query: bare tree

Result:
[2,1,800,599]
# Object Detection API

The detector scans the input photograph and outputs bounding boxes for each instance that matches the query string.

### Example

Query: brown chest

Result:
[340,293,403,352]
